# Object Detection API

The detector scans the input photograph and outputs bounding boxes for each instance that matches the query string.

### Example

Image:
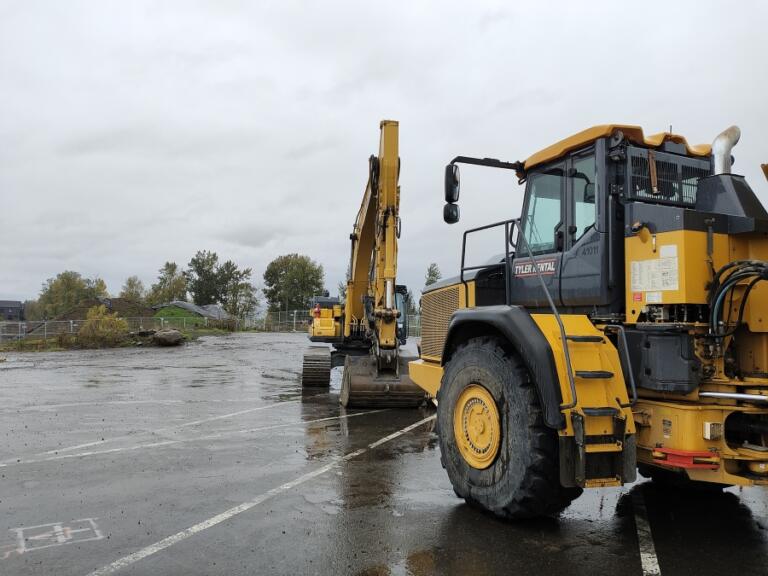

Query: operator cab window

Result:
[571,154,596,242]
[523,166,564,254]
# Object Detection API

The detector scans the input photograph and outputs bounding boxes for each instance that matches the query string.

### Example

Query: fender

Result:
[442,305,565,430]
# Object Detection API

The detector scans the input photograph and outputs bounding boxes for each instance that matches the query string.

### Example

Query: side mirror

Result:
[584,183,596,203]
[444,164,460,203]
[443,202,460,224]
[508,224,518,248]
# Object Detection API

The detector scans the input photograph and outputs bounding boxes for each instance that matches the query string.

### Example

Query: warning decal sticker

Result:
[630,248,679,292]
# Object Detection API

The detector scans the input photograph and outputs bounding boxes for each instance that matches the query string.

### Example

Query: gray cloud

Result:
[1,0,767,303]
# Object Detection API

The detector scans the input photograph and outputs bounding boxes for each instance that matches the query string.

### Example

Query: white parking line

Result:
[0,398,271,413]
[632,488,661,576]
[85,414,436,576]
[2,400,185,413]
[0,400,302,466]
[0,409,386,468]
[42,399,302,455]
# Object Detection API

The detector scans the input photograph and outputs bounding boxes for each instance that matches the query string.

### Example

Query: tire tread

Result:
[442,337,581,519]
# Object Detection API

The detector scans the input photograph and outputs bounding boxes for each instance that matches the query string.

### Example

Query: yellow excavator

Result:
[302,120,425,408]
[409,124,768,518]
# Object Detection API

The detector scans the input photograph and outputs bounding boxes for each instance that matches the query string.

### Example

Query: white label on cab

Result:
[646,291,662,304]
[660,244,678,259]
[630,256,679,292]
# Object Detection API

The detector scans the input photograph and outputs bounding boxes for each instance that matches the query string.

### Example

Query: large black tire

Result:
[438,337,582,519]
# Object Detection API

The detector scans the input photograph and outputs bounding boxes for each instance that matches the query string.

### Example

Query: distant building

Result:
[0,300,23,321]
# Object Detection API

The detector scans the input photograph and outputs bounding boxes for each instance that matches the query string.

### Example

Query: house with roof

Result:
[0,300,24,321]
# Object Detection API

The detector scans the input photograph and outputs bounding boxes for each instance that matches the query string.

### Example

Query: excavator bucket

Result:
[340,354,426,408]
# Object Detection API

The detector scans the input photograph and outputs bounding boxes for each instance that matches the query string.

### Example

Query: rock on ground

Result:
[153,328,184,346]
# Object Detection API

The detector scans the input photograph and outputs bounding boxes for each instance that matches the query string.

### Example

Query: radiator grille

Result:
[420,285,460,359]
[627,146,710,206]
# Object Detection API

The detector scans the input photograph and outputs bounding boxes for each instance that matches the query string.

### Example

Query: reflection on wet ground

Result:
[0,332,766,575]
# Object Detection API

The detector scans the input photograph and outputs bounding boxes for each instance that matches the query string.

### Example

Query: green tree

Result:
[217,260,259,318]
[78,304,128,347]
[425,262,442,286]
[337,264,350,303]
[22,299,43,321]
[90,277,108,297]
[185,250,220,305]
[36,271,109,319]
[119,276,146,302]
[147,262,187,305]
[405,289,418,315]
[263,254,325,311]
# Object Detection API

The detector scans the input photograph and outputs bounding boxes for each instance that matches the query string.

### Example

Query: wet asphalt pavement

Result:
[1,332,767,576]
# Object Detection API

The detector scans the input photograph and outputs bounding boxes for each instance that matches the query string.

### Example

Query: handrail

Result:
[511,219,578,411]
[603,324,637,407]
[460,218,517,308]
[460,218,578,412]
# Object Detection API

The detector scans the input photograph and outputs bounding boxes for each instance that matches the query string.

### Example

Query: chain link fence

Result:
[256,310,422,337]
[0,316,254,343]
[1,311,421,343]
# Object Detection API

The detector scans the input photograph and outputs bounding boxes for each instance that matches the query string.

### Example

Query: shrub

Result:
[78,305,128,348]
[57,333,77,349]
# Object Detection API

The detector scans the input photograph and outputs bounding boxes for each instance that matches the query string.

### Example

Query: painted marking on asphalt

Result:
[150,401,300,433]
[86,414,436,576]
[2,518,103,560]
[40,399,302,455]
[0,409,386,468]
[0,398,272,413]
[2,400,185,413]
[1,441,180,468]
[632,488,661,576]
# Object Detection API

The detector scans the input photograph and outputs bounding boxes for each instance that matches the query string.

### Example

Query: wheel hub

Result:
[454,384,501,469]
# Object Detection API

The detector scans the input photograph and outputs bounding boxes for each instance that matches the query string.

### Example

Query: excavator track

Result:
[302,346,332,387]
[340,354,426,408]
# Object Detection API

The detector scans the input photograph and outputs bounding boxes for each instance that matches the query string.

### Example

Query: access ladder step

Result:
[582,406,620,417]
[585,443,623,454]
[584,477,623,488]
[575,370,614,379]
[566,334,604,343]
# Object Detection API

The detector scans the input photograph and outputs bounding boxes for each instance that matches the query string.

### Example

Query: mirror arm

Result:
[450,156,526,184]
[450,156,524,172]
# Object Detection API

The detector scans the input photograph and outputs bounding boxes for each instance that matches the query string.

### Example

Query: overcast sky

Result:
[1,1,767,304]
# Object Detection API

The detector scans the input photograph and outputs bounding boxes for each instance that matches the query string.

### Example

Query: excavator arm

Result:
[338,120,425,408]
[344,120,401,358]
[301,120,424,406]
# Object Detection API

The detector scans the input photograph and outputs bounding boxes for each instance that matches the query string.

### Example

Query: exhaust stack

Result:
[712,125,741,175]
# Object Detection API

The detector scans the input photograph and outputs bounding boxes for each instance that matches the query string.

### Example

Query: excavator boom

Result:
[301,121,425,408]
[340,120,424,407]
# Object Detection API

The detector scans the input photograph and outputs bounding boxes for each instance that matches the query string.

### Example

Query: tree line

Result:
[22,252,327,321]
[21,255,442,321]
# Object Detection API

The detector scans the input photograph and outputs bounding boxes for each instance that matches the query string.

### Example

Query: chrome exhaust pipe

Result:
[712,125,741,175]
[700,391,768,403]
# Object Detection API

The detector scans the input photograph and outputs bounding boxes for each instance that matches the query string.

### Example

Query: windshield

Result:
[522,166,565,254]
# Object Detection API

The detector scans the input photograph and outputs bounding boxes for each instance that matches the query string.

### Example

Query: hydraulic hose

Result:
[709,261,768,336]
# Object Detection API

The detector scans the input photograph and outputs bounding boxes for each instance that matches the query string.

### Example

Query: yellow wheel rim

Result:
[453,384,501,469]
